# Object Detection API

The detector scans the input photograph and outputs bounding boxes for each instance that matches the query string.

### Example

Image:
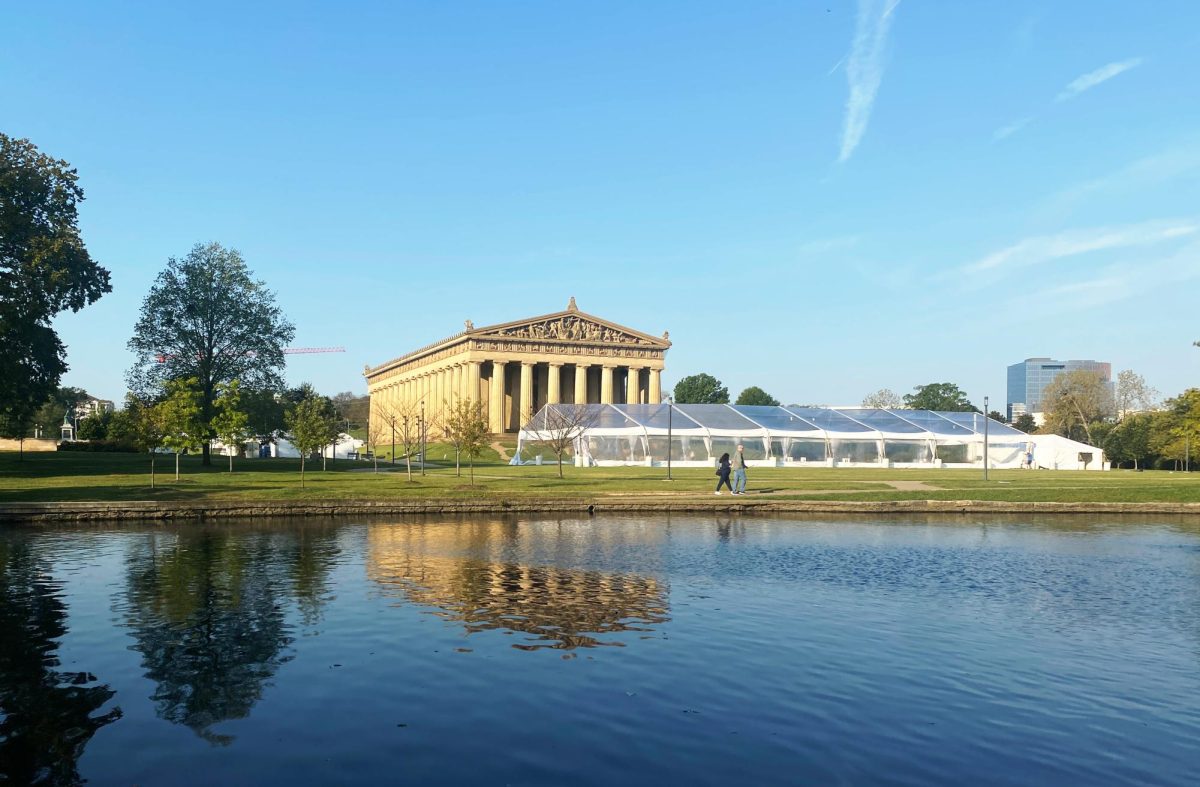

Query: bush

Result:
[58,439,139,453]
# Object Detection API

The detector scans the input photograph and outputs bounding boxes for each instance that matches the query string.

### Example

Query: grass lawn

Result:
[1,451,1198,504]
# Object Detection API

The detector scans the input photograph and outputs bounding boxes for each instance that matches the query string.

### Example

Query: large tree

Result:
[673,373,729,404]
[861,388,903,409]
[1041,370,1114,444]
[127,243,295,465]
[903,382,977,412]
[735,386,780,406]
[1114,369,1158,419]
[1,135,111,424]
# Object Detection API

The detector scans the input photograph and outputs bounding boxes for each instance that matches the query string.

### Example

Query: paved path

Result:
[490,441,511,462]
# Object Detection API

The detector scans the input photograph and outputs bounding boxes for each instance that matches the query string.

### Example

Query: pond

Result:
[2,514,1198,785]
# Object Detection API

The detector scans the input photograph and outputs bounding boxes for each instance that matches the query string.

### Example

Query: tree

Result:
[1103,411,1154,469]
[0,400,36,459]
[365,401,389,473]
[380,398,435,482]
[126,242,295,466]
[673,373,729,404]
[158,378,204,482]
[1041,370,1114,444]
[1114,369,1158,419]
[988,410,1008,424]
[444,399,490,481]
[1012,413,1037,433]
[76,409,112,441]
[331,391,369,431]
[903,383,977,412]
[735,386,780,406]
[861,388,903,409]
[286,396,329,488]
[126,394,165,489]
[212,380,253,472]
[1,135,111,429]
[526,403,600,478]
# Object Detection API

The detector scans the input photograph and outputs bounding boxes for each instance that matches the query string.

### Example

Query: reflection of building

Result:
[1007,357,1111,422]
[364,299,670,434]
[366,519,670,650]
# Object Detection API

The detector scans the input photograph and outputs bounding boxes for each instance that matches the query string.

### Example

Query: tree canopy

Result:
[127,242,295,464]
[1,135,111,425]
[1041,370,1113,444]
[861,388,903,409]
[673,373,729,404]
[735,386,780,406]
[903,383,977,412]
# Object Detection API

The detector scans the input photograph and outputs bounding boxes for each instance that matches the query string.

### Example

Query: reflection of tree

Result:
[0,540,122,785]
[122,527,324,745]
[368,519,670,650]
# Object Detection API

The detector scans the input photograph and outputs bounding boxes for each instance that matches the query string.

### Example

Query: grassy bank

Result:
[1,451,1198,504]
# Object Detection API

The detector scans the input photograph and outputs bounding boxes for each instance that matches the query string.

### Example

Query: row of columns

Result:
[373,360,662,434]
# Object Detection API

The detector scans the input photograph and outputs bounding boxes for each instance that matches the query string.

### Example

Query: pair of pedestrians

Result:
[715,444,748,495]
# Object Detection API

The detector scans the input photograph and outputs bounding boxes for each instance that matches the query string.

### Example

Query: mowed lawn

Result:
[1,450,1199,503]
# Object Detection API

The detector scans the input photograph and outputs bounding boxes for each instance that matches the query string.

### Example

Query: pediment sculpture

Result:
[488,315,655,345]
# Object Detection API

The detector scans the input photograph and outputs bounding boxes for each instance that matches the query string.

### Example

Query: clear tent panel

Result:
[613,403,679,430]
[578,404,641,430]
[937,411,1026,438]
[784,407,875,433]
[888,410,975,436]
[884,439,934,462]
[710,435,769,461]
[675,404,761,430]
[734,405,821,433]
[830,439,880,462]
[837,408,927,434]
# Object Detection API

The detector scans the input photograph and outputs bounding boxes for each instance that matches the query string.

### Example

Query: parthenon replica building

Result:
[364,299,670,433]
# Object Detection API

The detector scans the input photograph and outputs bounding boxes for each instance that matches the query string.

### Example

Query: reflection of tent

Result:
[1027,434,1106,471]
[519,404,1107,470]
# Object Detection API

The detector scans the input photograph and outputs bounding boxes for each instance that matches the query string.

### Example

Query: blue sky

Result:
[6,0,1200,407]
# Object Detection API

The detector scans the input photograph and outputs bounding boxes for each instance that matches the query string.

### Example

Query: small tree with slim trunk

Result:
[382,398,438,482]
[366,401,388,473]
[157,378,204,481]
[527,403,599,478]
[445,399,489,480]
[212,380,252,472]
[286,396,328,488]
[125,394,164,488]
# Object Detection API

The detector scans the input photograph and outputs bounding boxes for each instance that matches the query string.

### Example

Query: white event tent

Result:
[517,404,1106,470]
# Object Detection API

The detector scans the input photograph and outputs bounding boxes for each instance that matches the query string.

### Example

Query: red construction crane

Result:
[154,347,346,363]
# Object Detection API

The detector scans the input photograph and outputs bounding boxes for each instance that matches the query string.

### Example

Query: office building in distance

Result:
[1006,357,1112,421]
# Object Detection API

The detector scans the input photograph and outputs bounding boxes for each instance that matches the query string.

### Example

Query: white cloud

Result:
[838,0,901,163]
[1041,142,1200,213]
[992,117,1033,142]
[1056,58,1143,102]
[963,219,1199,275]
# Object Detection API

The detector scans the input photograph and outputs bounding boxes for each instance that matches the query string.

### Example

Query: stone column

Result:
[649,368,662,404]
[574,363,588,404]
[519,362,534,425]
[490,361,506,433]
[626,366,640,405]
[453,364,464,403]
[468,361,482,405]
[547,363,562,405]
[601,365,615,404]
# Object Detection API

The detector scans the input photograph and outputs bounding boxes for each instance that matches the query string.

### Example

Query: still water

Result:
[2,515,1199,785]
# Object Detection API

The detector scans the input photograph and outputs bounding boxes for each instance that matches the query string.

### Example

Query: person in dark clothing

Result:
[715,452,733,494]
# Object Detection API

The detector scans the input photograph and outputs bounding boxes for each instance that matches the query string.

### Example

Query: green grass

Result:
[1,451,1198,504]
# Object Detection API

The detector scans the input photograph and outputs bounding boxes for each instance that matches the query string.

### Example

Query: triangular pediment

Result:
[471,309,670,348]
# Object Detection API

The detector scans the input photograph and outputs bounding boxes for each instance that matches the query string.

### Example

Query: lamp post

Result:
[391,415,396,465]
[420,401,426,476]
[983,395,989,481]
[666,395,674,481]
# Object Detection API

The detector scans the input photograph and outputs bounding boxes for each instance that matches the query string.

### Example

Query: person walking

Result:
[731,443,748,495]
[714,452,732,494]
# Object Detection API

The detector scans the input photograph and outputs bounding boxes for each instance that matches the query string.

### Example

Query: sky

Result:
[5,0,1200,408]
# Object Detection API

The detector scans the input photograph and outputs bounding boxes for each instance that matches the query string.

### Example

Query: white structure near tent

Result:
[517,403,1107,471]
[1026,434,1106,471]
[213,433,365,460]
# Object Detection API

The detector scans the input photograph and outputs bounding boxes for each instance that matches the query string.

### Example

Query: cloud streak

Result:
[1056,58,1143,102]
[963,218,1198,275]
[992,117,1033,142]
[838,0,900,162]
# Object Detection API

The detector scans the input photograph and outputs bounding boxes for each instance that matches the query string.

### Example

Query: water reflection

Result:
[120,525,338,744]
[367,518,671,650]
[0,538,121,785]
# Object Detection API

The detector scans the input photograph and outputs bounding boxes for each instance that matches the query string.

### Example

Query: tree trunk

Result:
[175,451,181,481]
[456,448,461,477]
[18,438,23,461]
[229,451,234,473]
[201,441,211,467]
[469,456,474,484]
[558,453,564,478]
[300,456,305,488]
[150,453,156,489]
[406,452,412,481]
[322,448,327,471]
[373,454,378,473]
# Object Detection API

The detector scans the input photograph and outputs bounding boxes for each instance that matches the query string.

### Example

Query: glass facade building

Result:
[1006,358,1111,420]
